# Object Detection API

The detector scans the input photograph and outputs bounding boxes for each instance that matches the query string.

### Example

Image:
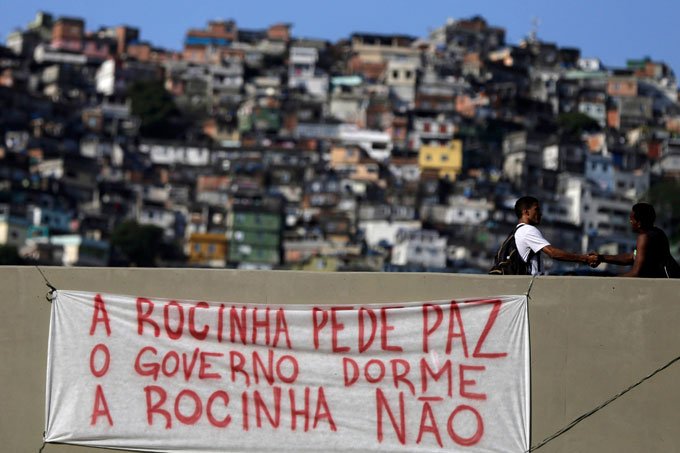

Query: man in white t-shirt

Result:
[514,196,598,275]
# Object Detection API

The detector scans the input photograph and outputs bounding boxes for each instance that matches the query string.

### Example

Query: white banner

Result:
[45,290,529,452]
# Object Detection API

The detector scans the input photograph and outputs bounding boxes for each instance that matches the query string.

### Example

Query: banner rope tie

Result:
[525,274,537,300]
[527,353,680,451]
[35,265,56,303]
[38,431,46,452]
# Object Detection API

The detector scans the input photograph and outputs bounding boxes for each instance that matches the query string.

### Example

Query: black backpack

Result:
[488,225,533,275]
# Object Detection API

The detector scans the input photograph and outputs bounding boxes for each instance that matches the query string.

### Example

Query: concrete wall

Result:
[1,266,679,453]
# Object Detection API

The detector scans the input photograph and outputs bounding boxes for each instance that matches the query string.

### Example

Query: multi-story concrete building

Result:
[288,46,328,100]
[391,229,447,269]
[227,196,283,268]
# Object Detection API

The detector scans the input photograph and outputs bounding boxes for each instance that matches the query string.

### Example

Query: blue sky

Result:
[2,0,679,78]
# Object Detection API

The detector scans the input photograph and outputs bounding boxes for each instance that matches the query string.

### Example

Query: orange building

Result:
[607,76,637,97]
[51,17,84,52]
[267,23,291,42]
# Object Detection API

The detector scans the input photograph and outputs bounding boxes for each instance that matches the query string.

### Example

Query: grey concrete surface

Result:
[1,266,679,452]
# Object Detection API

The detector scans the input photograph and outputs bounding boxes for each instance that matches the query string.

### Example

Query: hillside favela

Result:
[2,11,680,273]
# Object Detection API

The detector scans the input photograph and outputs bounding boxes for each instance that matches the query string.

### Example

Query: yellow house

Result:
[187,233,228,267]
[418,139,463,180]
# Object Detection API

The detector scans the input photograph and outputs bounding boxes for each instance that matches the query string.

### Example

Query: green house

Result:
[227,200,283,267]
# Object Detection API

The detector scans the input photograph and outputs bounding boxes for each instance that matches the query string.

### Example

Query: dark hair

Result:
[632,202,655,228]
[514,196,539,219]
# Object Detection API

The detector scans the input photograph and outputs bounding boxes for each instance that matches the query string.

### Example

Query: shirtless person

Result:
[594,202,680,278]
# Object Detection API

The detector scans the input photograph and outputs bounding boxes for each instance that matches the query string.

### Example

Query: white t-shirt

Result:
[514,223,551,275]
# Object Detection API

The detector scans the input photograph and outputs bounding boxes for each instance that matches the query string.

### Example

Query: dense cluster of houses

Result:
[1,11,679,272]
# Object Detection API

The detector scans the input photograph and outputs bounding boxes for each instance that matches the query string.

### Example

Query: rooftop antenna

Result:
[530,16,541,43]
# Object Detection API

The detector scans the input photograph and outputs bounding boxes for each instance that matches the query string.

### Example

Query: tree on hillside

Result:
[128,80,185,139]
[643,180,680,243]
[0,245,24,265]
[557,112,601,138]
[110,221,165,267]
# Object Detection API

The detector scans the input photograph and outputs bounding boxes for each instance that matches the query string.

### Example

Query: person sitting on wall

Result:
[591,202,680,278]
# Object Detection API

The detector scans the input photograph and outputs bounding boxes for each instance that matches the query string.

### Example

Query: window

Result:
[208,244,216,254]
[405,70,412,79]
[392,70,399,79]
[194,244,201,253]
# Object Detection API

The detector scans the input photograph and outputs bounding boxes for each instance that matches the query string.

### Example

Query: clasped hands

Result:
[586,252,602,268]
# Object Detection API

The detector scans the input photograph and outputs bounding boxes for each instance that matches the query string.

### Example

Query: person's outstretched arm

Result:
[541,245,597,265]
[598,251,635,266]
